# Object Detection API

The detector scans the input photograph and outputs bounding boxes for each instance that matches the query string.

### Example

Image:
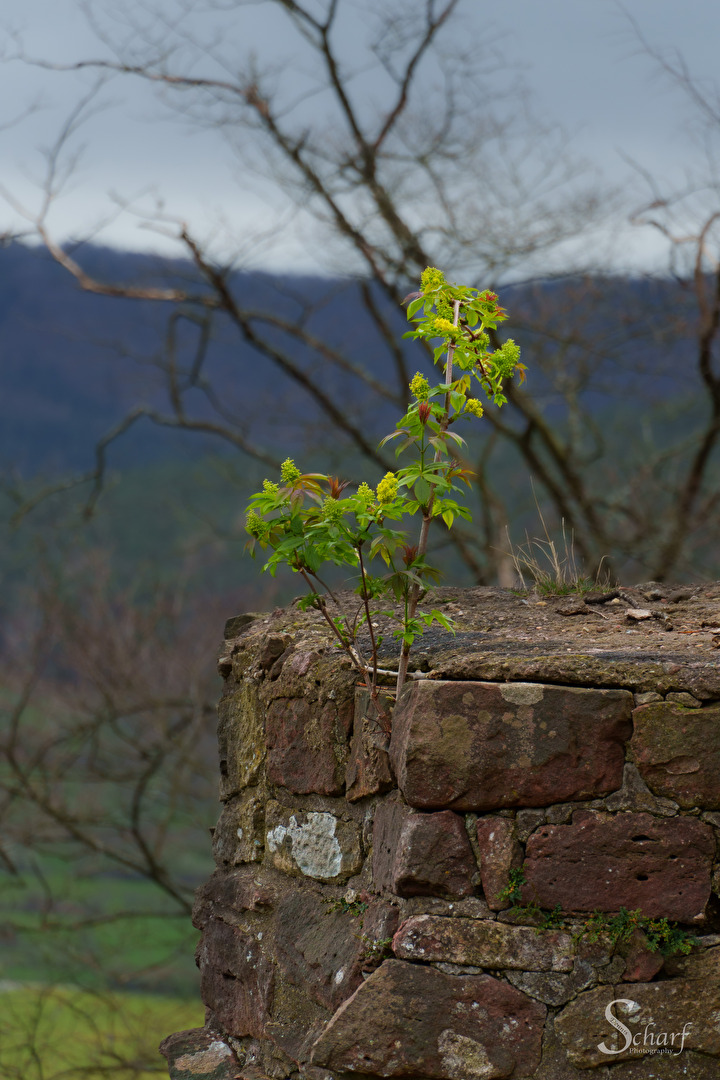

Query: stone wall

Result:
[161,586,720,1080]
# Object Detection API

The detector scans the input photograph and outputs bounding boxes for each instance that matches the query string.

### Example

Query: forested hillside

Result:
[1,240,713,589]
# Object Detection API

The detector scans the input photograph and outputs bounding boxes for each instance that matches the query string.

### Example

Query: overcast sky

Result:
[1,0,719,274]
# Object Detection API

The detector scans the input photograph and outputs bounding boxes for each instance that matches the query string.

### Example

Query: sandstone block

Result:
[198,919,273,1039]
[345,688,394,801]
[192,867,276,930]
[310,959,546,1078]
[630,701,720,809]
[212,790,266,866]
[265,696,352,796]
[258,632,291,670]
[274,890,397,1012]
[475,816,522,910]
[389,680,633,810]
[604,762,679,816]
[217,680,265,798]
[523,811,714,922]
[604,1052,720,1078]
[393,914,574,971]
[263,977,333,1065]
[505,962,599,1007]
[159,1028,241,1080]
[264,801,362,881]
[372,802,476,898]
[515,808,546,842]
[620,931,664,982]
[556,977,720,1067]
[663,942,720,980]
[224,612,260,639]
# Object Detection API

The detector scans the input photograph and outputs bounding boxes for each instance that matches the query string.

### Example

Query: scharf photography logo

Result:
[598,998,692,1056]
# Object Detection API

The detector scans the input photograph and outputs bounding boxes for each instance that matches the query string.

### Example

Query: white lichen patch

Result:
[266,824,288,852]
[267,812,343,878]
[175,1040,233,1073]
[499,683,545,706]
[208,1040,232,1056]
[437,1029,504,1080]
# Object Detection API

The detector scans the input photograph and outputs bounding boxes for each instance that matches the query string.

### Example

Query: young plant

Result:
[244,267,525,727]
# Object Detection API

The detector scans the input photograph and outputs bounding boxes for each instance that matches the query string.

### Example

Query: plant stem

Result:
[396,298,460,693]
[300,566,391,733]
[357,543,379,694]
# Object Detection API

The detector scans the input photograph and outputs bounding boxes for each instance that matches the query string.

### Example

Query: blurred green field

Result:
[0,985,205,1079]
[0,848,209,995]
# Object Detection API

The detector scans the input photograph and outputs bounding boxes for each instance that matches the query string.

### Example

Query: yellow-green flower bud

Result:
[376,472,398,504]
[465,398,484,418]
[434,317,456,336]
[280,457,301,483]
[495,339,521,377]
[420,266,446,292]
[409,371,430,400]
[322,496,344,525]
[262,479,279,495]
[245,510,267,538]
[356,481,374,503]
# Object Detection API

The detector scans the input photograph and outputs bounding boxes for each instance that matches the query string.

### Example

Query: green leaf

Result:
[429,610,456,633]
[414,477,432,504]
[442,510,454,528]
[444,430,467,447]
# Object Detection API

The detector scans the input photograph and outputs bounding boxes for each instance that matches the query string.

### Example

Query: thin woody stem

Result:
[299,567,391,731]
[395,298,461,693]
[299,568,364,666]
[308,568,343,607]
[357,543,379,693]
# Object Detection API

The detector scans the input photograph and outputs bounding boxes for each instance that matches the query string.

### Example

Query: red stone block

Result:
[631,701,720,809]
[274,890,397,1012]
[523,811,714,922]
[198,919,274,1038]
[389,680,633,811]
[310,959,546,1078]
[372,801,476,898]
[265,696,352,796]
[192,867,275,930]
[621,930,665,981]
[475,816,523,910]
[345,688,394,801]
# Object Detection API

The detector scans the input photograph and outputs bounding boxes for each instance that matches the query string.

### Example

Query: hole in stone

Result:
[632,835,653,842]
[636,873,649,881]
[669,854,678,860]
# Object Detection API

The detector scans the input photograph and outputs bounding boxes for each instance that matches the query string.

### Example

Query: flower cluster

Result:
[492,339,521,378]
[420,266,446,292]
[409,371,430,400]
[433,317,456,336]
[465,398,484,418]
[246,510,268,538]
[280,458,301,483]
[322,496,344,525]
[376,472,398,504]
[356,481,374,504]
[263,479,279,495]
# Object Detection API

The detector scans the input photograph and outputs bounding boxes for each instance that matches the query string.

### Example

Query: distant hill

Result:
[0,242,408,475]
[0,241,702,478]
[0,241,716,591]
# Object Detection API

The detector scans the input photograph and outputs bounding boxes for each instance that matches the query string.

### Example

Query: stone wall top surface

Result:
[220,582,720,697]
